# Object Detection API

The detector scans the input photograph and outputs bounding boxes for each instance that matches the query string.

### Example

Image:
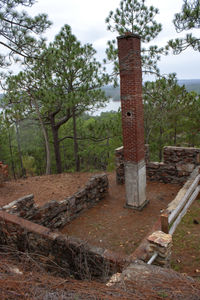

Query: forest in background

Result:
[0,0,199,179]
[1,75,200,178]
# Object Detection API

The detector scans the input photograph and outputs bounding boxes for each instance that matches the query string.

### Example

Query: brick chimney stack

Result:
[117,33,148,210]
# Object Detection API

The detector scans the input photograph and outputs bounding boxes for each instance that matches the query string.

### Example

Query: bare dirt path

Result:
[61,173,180,255]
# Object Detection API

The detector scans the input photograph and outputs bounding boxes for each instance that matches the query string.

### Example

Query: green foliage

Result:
[2,24,111,174]
[22,155,36,176]
[46,24,109,113]
[0,1,199,175]
[0,80,200,176]
[0,0,51,66]
[168,0,200,53]
[143,74,200,160]
[105,0,161,42]
[59,111,122,172]
[157,291,169,299]
[105,0,166,79]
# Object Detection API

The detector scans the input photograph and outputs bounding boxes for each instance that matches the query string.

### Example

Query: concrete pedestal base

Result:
[124,199,149,211]
[124,160,147,210]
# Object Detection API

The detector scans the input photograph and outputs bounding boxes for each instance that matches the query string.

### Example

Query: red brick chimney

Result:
[117,33,148,210]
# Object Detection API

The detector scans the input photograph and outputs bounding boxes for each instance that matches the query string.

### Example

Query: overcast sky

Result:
[18,0,200,79]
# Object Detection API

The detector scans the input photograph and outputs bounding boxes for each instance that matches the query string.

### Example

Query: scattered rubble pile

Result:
[0,174,108,229]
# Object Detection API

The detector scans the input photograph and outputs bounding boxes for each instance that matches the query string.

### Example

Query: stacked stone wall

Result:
[1,174,108,230]
[146,231,172,268]
[148,147,200,184]
[0,211,124,280]
[163,146,200,166]
[116,146,200,184]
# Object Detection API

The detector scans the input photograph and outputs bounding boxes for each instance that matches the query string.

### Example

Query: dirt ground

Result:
[0,172,92,206]
[1,172,200,280]
[61,173,180,255]
[1,250,200,300]
[0,172,180,257]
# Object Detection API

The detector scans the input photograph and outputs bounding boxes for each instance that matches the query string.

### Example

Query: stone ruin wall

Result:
[115,146,200,267]
[116,146,200,185]
[1,174,108,230]
[0,173,126,281]
[0,170,172,280]
[0,211,125,281]
[0,169,175,275]
[1,148,199,279]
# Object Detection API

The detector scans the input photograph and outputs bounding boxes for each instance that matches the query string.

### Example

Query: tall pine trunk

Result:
[158,126,163,162]
[72,108,80,172]
[174,120,177,146]
[32,97,51,175]
[50,117,62,174]
[15,121,26,177]
[8,127,16,179]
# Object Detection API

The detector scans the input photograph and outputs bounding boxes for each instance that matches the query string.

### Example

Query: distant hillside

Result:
[102,85,120,101]
[178,79,200,94]
[103,79,200,100]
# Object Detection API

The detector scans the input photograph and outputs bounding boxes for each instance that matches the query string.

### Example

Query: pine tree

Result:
[168,0,200,53]
[0,0,51,67]
[105,0,166,80]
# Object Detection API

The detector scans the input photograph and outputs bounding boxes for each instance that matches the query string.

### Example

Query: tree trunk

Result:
[174,121,177,146]
[50,117,62,174]
[15,121,26,178]
[72,108,80,172]
[32,97,51,175]
[8,127,16,179]
[158,126,163,162]
[48,107,71,174]
[62,143,68,171]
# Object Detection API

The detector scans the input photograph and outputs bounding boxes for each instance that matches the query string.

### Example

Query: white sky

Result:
[10,0,200,79]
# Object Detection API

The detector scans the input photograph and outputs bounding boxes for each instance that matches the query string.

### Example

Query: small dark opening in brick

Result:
[127,111,132,117]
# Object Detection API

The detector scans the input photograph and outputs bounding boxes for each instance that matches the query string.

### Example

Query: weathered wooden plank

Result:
[161,213,169,234]
[169,186,200,235]
[169,174,200,225]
